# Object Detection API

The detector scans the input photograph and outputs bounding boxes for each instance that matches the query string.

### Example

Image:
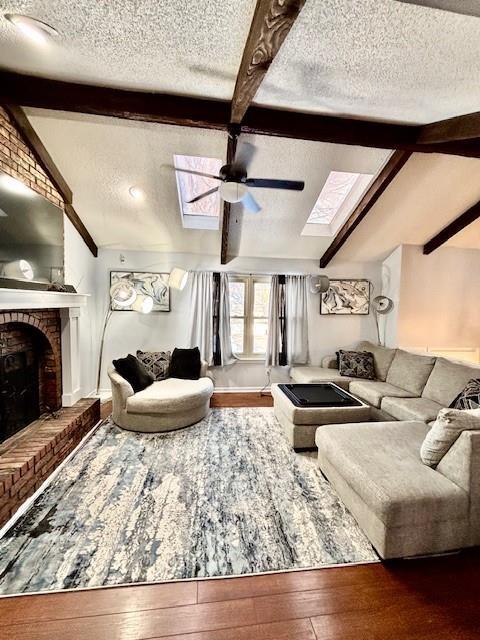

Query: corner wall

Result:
[382,244,480,350]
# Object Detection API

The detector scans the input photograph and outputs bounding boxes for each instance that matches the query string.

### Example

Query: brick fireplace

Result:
[0,290,100,527]
[0,309,62,443]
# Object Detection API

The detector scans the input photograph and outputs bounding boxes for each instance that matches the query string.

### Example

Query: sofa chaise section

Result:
[316,420,477,558]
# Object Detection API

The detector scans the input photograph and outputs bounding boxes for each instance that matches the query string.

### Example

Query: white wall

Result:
[396,245,480,348]
[96,249,381,391]
[380,245,403,347]
[64,217,99,397]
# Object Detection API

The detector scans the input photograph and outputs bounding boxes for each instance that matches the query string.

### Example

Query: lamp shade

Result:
[2,259,34,280]
[109,281,137,307]
[309,275,330,294]
[132,294,154,314]
[169,267,188,291]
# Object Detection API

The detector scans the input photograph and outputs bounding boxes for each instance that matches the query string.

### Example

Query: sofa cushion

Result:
[338,350,375,380]
[422,358,480,406]
[316,421,468,527]
[112,354,154,393]
[126,377,214,415]
[381,396,442,423]
[290,366,354,390]
[136,350,171,381]
[386,350,436,396]
[357,341,397,381]
[421,408,480,467]
[349,380,416,409]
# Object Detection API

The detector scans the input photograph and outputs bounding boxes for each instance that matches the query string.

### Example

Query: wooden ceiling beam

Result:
[319,150,412,267]
[423,200,480,255]
[0,71,230,131]
[220,129,239,264]
[230,0,306,124]
[5,105,98,257]
[2,71,480,157]
[417,110,480,145]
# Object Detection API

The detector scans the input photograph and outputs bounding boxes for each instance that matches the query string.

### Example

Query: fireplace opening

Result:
[0,311,62,445]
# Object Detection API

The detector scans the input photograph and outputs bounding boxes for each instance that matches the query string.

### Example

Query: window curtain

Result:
[286,275,309,365]
[190,271,214,364]
[212,272,234,366]
[266,275,287,367]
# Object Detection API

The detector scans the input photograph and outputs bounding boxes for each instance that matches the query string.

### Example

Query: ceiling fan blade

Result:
[186,186,219,204]
[174,167,222,180]
[246,178,305,191]
[232,141,257,173]
[394,0,480,17]
[241,191,261,214]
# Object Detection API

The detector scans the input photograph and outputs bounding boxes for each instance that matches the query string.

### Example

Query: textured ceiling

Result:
[24,109,390,259]
[0,0,255,97]
[0,1,479,124]
[255,0,480,124]
[336,153,480,263]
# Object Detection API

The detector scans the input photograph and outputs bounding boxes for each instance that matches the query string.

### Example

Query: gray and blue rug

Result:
[0,408,377,595]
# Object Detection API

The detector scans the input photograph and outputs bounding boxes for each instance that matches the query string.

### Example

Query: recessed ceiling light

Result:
[0,174,35,197]
[4,14,59,45]
[129,186,145,201]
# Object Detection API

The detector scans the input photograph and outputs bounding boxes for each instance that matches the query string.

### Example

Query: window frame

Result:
[229,274,271,360]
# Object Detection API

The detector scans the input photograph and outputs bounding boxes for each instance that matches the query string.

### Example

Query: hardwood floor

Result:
[4,394,478,638]
[1,551,479,639]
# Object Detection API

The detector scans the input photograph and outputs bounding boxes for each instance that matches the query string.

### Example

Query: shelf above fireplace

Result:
[0,288,89,310]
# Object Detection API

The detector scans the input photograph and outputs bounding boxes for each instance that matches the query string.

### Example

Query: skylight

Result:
[174,154,222,230]
[302,171,374,237]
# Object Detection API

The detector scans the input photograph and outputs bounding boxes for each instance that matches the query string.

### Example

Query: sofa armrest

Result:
[108,367,134,409]
[322,355,338,370]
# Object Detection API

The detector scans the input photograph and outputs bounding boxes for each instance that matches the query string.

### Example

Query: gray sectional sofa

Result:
[290,343,480,560]
[291,341,480,424]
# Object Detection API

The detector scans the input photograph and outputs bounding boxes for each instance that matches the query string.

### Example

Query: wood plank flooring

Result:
[3,393,478,638]
[1,551,479,639]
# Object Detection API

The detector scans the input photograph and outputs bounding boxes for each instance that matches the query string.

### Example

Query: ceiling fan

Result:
[172,141,304,214]
[394,1,480,18]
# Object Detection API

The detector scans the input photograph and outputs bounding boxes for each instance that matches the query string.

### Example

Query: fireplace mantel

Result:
[0,288,89,310]
[0,287,90,406]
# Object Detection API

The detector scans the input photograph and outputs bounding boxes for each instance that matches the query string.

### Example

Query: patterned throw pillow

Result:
[450,378,480,410]
[136,350,171,381]
[338,350,375,379]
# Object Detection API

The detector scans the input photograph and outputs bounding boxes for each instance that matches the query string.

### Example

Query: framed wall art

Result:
[110,271,170,312]
[320,279,370,315]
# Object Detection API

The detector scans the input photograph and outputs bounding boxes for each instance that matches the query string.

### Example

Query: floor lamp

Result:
[96,281,153,394]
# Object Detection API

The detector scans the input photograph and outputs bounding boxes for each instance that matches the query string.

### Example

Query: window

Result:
[229,275,271,359]
[174,154,222,230]
[301,170,374,237]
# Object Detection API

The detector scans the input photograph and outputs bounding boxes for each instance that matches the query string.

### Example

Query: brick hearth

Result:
[0,398,100,527]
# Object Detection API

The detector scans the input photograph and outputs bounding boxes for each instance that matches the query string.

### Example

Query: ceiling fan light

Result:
[5,14,59,44]
[219,181,248,203]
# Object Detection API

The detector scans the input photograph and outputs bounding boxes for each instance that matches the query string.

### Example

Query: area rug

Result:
[0,408,377,595]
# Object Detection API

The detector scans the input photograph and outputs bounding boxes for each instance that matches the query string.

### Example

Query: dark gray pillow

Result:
[450,378,480,410]
[338,350,375,380]
[112,354,154,392]
[136,350,171,381]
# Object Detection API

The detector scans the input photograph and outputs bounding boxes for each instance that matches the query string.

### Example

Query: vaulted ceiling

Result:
[1,0,480,263]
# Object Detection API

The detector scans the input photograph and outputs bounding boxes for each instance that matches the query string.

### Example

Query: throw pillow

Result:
[420,407,480,467]
[169,347,201,380]
[136,350,171,381]
[112,354,154,393]
[449,378,480,410]
[337,350,375,380]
